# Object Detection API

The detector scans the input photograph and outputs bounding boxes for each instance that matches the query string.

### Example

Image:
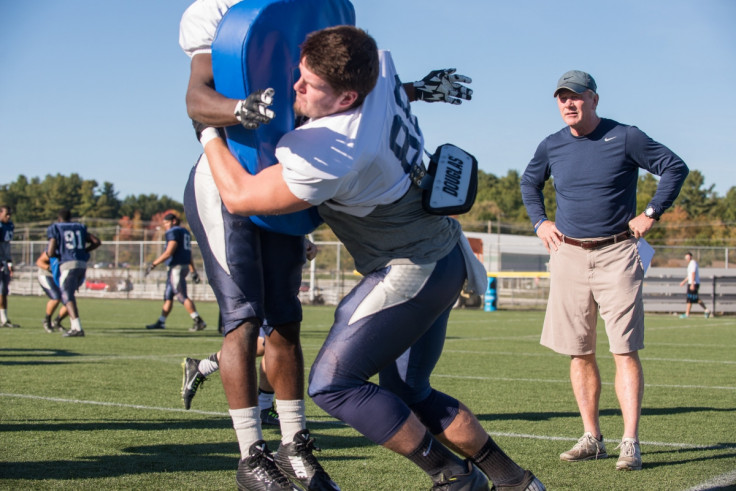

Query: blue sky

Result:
[1,0,734,202]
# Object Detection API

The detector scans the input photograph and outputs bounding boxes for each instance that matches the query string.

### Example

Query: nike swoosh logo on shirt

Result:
[605,137,616,142]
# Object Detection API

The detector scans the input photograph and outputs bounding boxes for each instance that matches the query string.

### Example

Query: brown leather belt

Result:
[562,231,632,250]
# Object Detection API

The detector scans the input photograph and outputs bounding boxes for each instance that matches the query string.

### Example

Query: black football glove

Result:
[413,69,472,105]
[191,271,201,284]
[234,88,275,129]
[145,263,155,277]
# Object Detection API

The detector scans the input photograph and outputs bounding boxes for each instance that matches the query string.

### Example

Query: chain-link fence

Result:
[7,239,361,306]
[7,238,736,313]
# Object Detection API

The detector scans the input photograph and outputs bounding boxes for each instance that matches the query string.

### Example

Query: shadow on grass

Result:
[0,348,82,365]
[475,405,736,423]
[639,446,736,470]
[0,428,370,481]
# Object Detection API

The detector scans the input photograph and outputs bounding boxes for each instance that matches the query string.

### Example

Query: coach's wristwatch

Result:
[644,205,661,221]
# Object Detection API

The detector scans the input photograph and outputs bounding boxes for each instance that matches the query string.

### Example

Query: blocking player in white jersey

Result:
[197,26,543,491]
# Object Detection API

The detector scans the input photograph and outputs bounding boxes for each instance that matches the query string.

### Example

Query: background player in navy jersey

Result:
[46,209,101,337]
[0,206,20,328]
[145,213,206,332]
[35,250,69,332]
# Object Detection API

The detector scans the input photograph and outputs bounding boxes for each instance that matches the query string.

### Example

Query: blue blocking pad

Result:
[212,0,355,236]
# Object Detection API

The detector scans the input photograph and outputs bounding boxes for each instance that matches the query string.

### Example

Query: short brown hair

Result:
[300,26,379,109]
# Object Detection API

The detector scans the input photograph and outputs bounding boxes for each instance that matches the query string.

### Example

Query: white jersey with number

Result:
[276,51,465,275]
[179,0,241,58]
[277,50,421,218]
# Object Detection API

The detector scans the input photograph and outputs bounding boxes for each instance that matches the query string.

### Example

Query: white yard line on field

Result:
[684,469,736,490]
[1,392,729,453]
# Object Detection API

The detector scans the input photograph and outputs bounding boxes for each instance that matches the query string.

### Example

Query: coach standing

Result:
[520,70,688,471]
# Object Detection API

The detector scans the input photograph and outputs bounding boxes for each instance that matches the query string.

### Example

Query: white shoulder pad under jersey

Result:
[277,50,422,217]
[179,0,241,58]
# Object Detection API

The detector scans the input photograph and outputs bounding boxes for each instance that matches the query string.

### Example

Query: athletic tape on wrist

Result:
[199,127,221,147]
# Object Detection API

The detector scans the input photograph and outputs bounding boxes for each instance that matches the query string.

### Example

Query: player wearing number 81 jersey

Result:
[46,209,101,337]
[202,26,544,490]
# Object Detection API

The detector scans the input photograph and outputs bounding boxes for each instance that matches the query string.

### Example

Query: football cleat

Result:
[1,320,21,328]
[43,319,54,333]
[274,430,340,491]
[237,440,299,491]
[189,316,207,332]
[491,470,546,490]
[52,318,66,332]
[260,405,280,427]
[181,358,206,410]
[432,460,488,490]
[62,329,85,337]
[146,320,165,330]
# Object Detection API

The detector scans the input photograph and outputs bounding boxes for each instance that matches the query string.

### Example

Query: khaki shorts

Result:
[541,237,644,355]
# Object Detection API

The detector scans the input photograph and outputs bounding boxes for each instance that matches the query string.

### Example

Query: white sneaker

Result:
[560,432,607,461]
[615,438,642,470]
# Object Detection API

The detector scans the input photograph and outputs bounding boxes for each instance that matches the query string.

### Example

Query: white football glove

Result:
[234,88,276,129]
[413,69,472,105]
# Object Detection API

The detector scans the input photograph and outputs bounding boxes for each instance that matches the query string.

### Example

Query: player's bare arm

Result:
[187,55,275,129]
[186,54,240,126]
[47,238,58,258]
[86,233,102,253]
[203,136,310,217]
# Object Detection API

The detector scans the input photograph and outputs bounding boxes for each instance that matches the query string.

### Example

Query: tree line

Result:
[0,174,184,241]
[2,170,735,247]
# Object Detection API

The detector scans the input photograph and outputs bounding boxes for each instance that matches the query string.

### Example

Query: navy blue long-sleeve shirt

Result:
[520,118,689,238]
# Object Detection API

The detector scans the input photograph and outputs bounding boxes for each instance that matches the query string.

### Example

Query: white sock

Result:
[258,390,275,411]
[230,407,262,459]
[0,309,7,323]
[276,399,306,444]
[70,317,82,332]
[190,312,199,320]
[198,354,219,377]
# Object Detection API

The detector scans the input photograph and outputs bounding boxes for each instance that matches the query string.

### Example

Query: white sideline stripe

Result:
[431,374,736,391]
[1,392,723,452]
[684,469,736,490]
[26,348,734,367]
[0,392,229,417]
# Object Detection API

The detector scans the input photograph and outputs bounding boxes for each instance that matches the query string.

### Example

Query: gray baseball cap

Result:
[554,70,597,97]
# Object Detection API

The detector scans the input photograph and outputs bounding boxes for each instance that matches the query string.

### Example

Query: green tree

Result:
[91,182,121,218]
[675,170,715,218]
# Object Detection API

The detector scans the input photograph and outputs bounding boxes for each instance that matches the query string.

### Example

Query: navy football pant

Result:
[184,156,304,335]
[309,244,465,444]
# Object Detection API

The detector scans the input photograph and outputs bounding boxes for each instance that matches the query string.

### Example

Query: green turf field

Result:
[1,296,734,490]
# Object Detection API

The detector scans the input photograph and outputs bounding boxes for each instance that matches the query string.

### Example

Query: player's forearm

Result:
[204,138,309,217]
[186,85,240,127]
[186,53,240,127]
